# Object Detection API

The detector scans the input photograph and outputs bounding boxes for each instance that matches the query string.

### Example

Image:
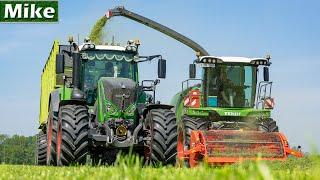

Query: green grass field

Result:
[0,155,319,180]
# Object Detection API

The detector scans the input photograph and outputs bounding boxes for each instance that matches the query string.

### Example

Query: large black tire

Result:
[56,105,89,166]
[36,131,47,165]
[145,109,178,166]
[177,115,208,166]
[179,116,209,146]
[258,118,279,132]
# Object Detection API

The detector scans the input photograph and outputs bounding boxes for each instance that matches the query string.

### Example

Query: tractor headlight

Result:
[81,43,95,51]
[105,102,119,116]
[126,45,138,52]
[124,104,136,117]
[126,46,132,51]
[89,44,95,49]
[131,46,137,52]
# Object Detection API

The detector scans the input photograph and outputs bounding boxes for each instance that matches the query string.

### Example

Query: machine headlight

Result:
[105,102,119,116]
[124,104,136,117]
[126,46,132,51]
[131,46,137,52]
[84,44,89,49]
[89,44,95,49]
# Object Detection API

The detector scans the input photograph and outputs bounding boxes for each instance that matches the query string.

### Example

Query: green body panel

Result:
[186,107,271,118]
[172,87,271,121]
[58,87,72,100]
[96,79,137,123]
[170,92,184,120]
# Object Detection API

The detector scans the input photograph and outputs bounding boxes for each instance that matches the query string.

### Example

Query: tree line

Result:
[0,134,36,165]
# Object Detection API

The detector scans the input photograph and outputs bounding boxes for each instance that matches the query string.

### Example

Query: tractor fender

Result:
[50,90,61,112]
[142,104,174,118]
[59,99,86,107]
[50,90,86,112]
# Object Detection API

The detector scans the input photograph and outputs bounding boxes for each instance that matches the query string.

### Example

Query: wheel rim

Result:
[46,115,53,165]
[56,119,62,165]
[177,126,185,165]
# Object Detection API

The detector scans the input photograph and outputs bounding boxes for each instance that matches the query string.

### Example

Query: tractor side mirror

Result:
[56,54,65,74]
[189,64,196,79]
[263,67,269,81]
[158,59,166,78]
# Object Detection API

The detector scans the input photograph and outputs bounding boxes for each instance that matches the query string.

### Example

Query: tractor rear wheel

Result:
[259,118,279,132]
[56,105,89,166]
[36,131,47,165]
[144,109,177,166]
[177,115,209,166]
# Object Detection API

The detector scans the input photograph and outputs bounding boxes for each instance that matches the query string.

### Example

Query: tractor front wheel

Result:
[56,105,89,166]
[144,109,177,166]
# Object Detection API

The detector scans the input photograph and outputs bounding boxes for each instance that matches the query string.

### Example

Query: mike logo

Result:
[0,0,58,23]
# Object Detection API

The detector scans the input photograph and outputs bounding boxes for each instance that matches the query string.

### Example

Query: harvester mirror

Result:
[263,67,269,81]
[189,64,196,79]
[158,59,166,78]
[56,54,65,74]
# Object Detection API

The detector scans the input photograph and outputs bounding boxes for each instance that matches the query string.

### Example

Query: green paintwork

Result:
[170,92,184,120]
[186,107,270,118]
[59,87,72,101]
[96,79,137,123]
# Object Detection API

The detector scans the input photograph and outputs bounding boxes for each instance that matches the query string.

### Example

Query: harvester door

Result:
[184,89,201,108]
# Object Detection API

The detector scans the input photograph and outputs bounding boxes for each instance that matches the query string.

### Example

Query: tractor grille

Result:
[101,77,136,110]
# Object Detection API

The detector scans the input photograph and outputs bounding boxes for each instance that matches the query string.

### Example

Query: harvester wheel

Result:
[259,118,279,132]
[144,109,177,166]
[36,131,47,165]
[56,105,89,166]
[177,115,208,166]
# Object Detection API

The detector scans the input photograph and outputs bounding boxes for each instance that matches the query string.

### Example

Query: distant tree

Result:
[0,134,36,165]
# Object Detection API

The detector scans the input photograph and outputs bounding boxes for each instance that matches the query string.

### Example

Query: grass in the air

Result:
[89,16,108,45]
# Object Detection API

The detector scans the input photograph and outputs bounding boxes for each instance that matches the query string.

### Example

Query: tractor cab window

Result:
[205,64,257,108]
[81,50,138,105]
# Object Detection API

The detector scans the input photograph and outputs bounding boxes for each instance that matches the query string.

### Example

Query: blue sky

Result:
[0,0,319,151]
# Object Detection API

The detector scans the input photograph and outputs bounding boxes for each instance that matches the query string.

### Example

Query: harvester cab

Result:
[184,56,274,116]
[37,37,178,166]
[175,55,303,166]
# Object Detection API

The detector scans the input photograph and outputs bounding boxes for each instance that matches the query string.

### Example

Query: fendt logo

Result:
[0,0,58,23]
[224,112,241,116]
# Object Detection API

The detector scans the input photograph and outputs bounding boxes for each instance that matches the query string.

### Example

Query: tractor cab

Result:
[77,40,140,105]
[186,56,273,110]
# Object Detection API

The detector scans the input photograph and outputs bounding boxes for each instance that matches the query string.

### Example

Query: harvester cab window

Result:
[205,65,257,108]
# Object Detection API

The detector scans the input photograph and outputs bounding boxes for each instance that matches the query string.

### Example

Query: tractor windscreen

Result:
[204,64,257,108]
[81,50,138,105]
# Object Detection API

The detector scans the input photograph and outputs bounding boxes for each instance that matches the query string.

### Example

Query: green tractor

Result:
[36,38,177,166]
[172,56,302,166]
